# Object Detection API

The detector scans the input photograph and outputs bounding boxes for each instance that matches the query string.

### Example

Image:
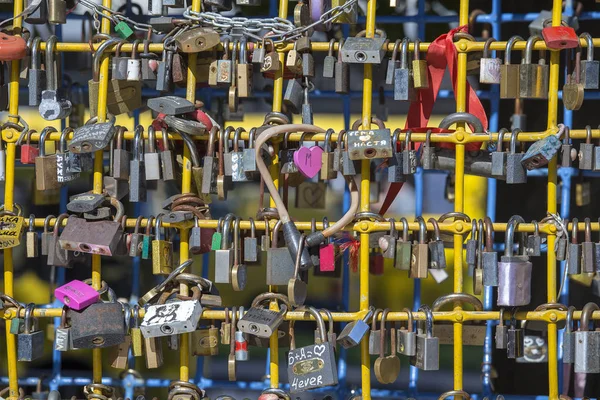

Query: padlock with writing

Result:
[238,293,288,339]
[141,298,202,338]
[346,118,392,160]
[56,127,81,183]
[54,279,99,310]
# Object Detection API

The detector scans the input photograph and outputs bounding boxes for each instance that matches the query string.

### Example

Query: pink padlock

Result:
[319,243,336,272]
[54,279,100,310]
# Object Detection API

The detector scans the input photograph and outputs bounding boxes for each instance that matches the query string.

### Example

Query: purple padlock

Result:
[54,279,100,310]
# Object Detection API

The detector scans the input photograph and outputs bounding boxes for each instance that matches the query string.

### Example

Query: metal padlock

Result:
[397,308,416,356]
[507,313,524,359]
[495,308,508,349]
[410,217,429,279]
[341,29,387,64]
[129,125,147,202]
[410,305,439,371]
[54,279,99,310]
[395,217,412,270]
[541,20,579,49]
[519,35,548,99]
[346,118,392,160]
[35,126,60,191]
[141,299,202,338]
[394,38,415,101]
[506,129,527,184]
[28,37,46,106]
[152,214,173,275]
[70,115,117,154]
[579,32,599,89]
[59,205,124,256]
[482,217,499,287]
[574,302,600,373]
[39,36,72,120]
[337,307,374,349]
[238,294,287,338]
[563,306,576,364]
[480,38,501,84]
[568,218,581,275]
[500,35,523,99]
[520,125,563,170]
[579,125,595,170]
[287,307,338,393]
[18,304,44,361]
[244,217,258,263]
[69,299,125,349]
[266,221,296,286]
[491,128,507,176]
[497,217,532,307]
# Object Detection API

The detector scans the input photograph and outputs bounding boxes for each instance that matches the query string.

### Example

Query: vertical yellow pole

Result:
[546,1,562,399]
[267,0,288,388]
[4,0,22,395]
[358,1,376,399]
[179,0,202,384]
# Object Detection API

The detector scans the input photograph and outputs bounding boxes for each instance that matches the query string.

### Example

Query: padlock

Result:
[128,216,144,257]
[412,38,429,89]
[70,114,117,154]
[230,217,247,292]
[582,218,595,274]
[396,307,416,356]
[144,126,161,181]
[25,214,38,258]
[497,216,532,307]
[287,306,338,393]
[519,35,549,99]
[410,305,439,371]
[506,129,527,184]
[17,303,45,361]
[394,217,412,270]
[55,307,71,352]
[59,205,124,256]
[428,218,446,269]
[410,217,429,279]
[500,35,523,99]
[480,37,501,84]
[506,312,524,359]
[243,217,259,263]
[574,302,600,373]
[521,125,564,170]
[529,10,579,36]
[156,38,176,92]
[69,298,126,349]
[341,29,387,64]
[39,36,72,120]
[465,220,478,267]
[563,306,576,364]
[482,217,499,286]
[152,214,173,275]
[111,42,128,80]
[18,129,39,165]
[578,125,595,170]
[35,126,60,191]
[394,38,415,101]
[561,125,575,168]
[403,130,418,175]
[266,220,295,286]
[28,37,46,106]
[579,32,599,89]
[374,309,401,384]
[174,27,220,53]
[141,298,202,338]
[215,214,235,284]
[54,279,100,310]
[335,38,349,94]
[346,118,392,161]
[337,307,374,349]
[494,308,508,350]
[568,218,581,275]
[542,20,579,49]
[40,214,55,256]
[56,128,82,183]
[368,309,385,355]
[129,125,147,202]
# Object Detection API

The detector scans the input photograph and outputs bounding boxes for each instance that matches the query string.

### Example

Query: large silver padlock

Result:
[346,118,392,160]
[38,35,72,120]
[340,29,387,64]
[69,115,117,154]
[237,293,288,338]
[141,299,202,338]
[574,302,600,373]
[497,216,532,307]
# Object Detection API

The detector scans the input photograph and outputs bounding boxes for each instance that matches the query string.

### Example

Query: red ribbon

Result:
[339,237,360,273]
[379,25,488,215]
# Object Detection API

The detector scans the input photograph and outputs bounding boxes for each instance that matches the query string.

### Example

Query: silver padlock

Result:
[141,298,202,338]
[238,293,288,338]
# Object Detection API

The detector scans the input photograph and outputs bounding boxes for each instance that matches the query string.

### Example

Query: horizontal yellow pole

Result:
[35,38,600,54]
[2,128,570,145]
[26,218,576,234]
[4,308,598,323]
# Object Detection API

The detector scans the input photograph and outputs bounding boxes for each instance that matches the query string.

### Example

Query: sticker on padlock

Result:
[54,279,100,310]
[141,299,202,338]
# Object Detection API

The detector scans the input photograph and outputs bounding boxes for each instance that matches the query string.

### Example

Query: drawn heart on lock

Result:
[299,182,326,209]
[313,344,326,357]
[293,146,323,178]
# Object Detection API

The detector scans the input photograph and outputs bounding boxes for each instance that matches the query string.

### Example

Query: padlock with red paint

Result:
[18,130,39,164]
[0,32,27,61]
[542,22,579,49]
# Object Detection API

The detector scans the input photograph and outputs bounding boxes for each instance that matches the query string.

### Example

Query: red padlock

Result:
[369,250,384,275]
[0,32,27,61]
[19,129,39,164]
[542,22,579,49]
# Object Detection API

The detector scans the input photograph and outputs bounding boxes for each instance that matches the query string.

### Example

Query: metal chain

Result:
[76,0,157,34]
[183,0,358,43]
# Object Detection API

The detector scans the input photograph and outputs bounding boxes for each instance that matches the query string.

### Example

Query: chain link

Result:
[183,0,358,43]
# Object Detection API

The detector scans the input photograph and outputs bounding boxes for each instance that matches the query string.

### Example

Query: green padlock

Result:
[211,217,224,251]
[115,21,134,39]
[142,216,154,260]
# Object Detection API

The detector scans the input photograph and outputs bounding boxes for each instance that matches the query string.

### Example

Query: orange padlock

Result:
[542,21,579,49]
[0,32,27,61]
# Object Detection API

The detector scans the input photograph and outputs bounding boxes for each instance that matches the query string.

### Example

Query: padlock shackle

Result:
[484,217,494,251]
[388,217,397,238]
[498,308,505,327]
[438,390,472,400]
[221,213,235,249]
[24,303,35,334]
[132,125,144,161]
[31,36,42,68]
[432,293,483,312]
[580,32,594,61]
[390,39,401,63]
[400,217,409,242]
[59,127,73,154]
[233,127,245,153]
[53,213,68,235]
[524,35,542,64]
[571,217,579,244]
[222,126,235,154]
[510,128,521,154]
[28,214,35,232]
[178,129,201,167]
[320,308,334,339]
[45,35,58,91]
[130,39,140,59]
[580,302,600,332]
[371,308,383,331]
[323,128,334,152]
[295,306,326,344]
[415,216,426,244]
[427,218,441,241]
[337,38,344,61]
[504,35,524,65]
[418,304,434,337]
[496,128,508,153]
[404,129,412,150]
[482,37,496,58]
[43,214,55,233]
[402,307,414,331]
[379,308,389,358]
[93,37,124,82]
[438,112,484,134]
[504,215,525,256]
[147,125,156,153]
[251,292,291,310]
[566,305,576,334]
[400,38,409,69]
[292,234,305,278]
[39,126,58,157]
